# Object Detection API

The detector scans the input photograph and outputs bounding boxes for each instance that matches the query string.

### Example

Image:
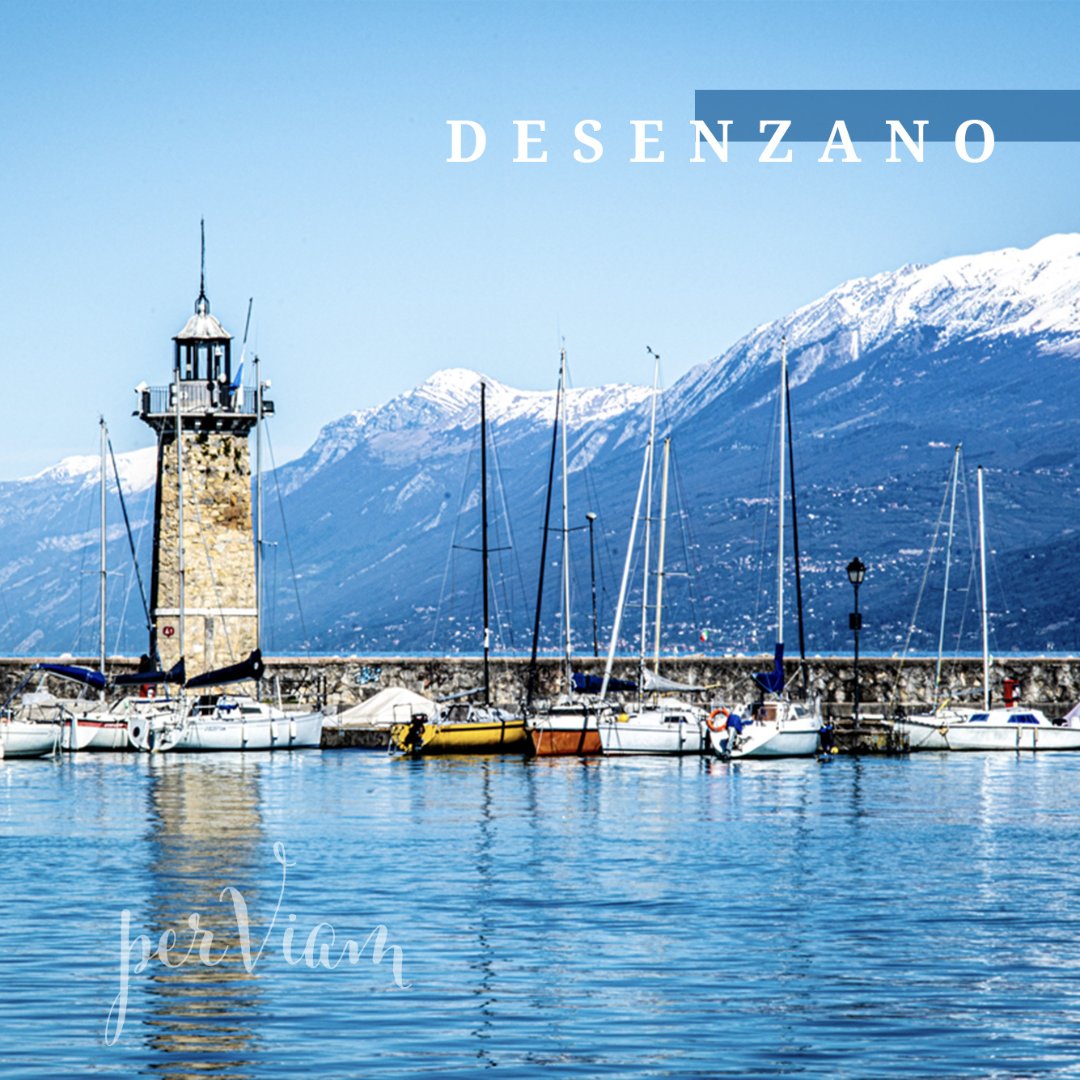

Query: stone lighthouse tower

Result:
[137,241,269,674]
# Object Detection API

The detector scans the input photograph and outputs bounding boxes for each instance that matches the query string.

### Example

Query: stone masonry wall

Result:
[8,655,1073,717]
[152,431,257,674]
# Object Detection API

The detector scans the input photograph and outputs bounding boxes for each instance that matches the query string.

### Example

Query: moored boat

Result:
[893,466,1080,753]
[708,694,822,759]
[0,716,62,759]
[598,699,707,756]
[523,347,606,758]
[390,703,527,755]
[705,338,820,761]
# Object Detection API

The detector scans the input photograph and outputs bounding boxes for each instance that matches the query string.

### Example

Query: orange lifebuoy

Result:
[706,708,730,733]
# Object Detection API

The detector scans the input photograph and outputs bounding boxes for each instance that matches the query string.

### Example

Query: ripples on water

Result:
[3,750,1080,1078]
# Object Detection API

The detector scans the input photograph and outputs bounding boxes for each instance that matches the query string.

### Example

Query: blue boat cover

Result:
[186,649,265,689]
[32,663,107,690]
[113,659,186,686]
[573,672,637,695]
[753,643,785,695]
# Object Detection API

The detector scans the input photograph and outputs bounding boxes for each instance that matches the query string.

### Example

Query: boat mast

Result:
[599,434,649,701]
[99,416,107,684]
[934,443,962,702]
[784,360,809,695]
[652,437,671,672]
[526,359,562,709]
[559,346,572,693]
[481,380,491,707]
[175,341,185,670]
[977,465,989,710]
[638,347,661,695]
[776,336,787,652]
[600,352,660,701]
[255,352,263,657]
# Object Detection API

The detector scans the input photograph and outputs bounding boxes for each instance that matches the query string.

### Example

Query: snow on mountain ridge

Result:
[668,233,1080,420]
[22,446,156,494]
[285,369,652,492]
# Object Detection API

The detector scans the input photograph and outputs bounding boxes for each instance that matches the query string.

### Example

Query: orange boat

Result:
[526,703,604,757]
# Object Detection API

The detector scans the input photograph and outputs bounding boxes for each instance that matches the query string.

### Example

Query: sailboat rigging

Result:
[706,336,821,759]
[390,378,527,755]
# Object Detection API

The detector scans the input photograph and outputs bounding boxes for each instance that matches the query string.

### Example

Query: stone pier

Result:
[4,654,1076,719]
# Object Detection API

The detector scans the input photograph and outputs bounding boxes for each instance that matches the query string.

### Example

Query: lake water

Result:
[3,748,1080,1078]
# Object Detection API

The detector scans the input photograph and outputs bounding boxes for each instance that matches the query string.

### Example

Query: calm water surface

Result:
[3,749,1080,1078]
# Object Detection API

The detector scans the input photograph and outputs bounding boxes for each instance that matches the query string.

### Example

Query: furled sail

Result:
[641,667,703,694]
[112,657,186,686]
[186,649,265,689]
[752,643,786,695]
[31,663,107,690]
[573,672,637,696]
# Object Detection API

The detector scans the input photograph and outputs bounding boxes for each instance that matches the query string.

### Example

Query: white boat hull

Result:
[894,707,1080,752]
[945,722,1080,752]
[599,704,706,755]
[61,715,130,752]
[1,720,61,758]
[891,716,951,751]
[173,711,324,751]
[707,700,821,760]
[729,723,821,758]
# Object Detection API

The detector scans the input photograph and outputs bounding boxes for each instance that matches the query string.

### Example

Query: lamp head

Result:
[846,557,866,586]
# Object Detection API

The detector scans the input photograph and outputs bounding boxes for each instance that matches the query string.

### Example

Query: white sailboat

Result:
[894,466,1080,752]
[61,418,135,752]
[597,349,709,756]
[0,715,62,759]
[0,667,66,759]
[707,337,820,760]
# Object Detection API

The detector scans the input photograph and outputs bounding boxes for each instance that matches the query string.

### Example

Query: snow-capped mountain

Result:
[2,234,1078,658]
[22,446,157,494]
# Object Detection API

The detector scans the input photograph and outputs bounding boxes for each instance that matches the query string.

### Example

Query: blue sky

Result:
[1,0,1078,474]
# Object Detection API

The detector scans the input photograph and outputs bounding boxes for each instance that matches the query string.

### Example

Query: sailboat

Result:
[61,418,140,751]
[597,350,710,756]
[389,380,528,755]
[0,665,68,758]
[706,337,820,760]
[526,347,607,757]
[894,466,1080,752]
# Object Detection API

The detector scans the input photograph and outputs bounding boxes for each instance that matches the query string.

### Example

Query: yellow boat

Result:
[390,705,528,756]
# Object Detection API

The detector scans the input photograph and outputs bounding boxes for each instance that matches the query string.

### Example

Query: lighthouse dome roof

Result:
[174,297,232,341]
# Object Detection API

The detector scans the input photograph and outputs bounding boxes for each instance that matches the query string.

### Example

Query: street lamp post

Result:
[847,557,866,728]
[586,512,599,658]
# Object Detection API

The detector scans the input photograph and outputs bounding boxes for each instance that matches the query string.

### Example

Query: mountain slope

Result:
[2,234,1078,658]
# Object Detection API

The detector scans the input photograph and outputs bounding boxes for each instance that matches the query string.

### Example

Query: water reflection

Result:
[469,759,497,1068]
[139,754,267,1079]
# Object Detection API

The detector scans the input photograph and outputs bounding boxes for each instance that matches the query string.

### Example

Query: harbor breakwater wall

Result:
[4,655,1078,717]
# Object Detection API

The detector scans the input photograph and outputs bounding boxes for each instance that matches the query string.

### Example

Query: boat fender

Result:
[706,708,730,733]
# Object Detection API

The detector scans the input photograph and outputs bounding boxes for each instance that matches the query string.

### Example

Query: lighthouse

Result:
[136,236,270,673]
